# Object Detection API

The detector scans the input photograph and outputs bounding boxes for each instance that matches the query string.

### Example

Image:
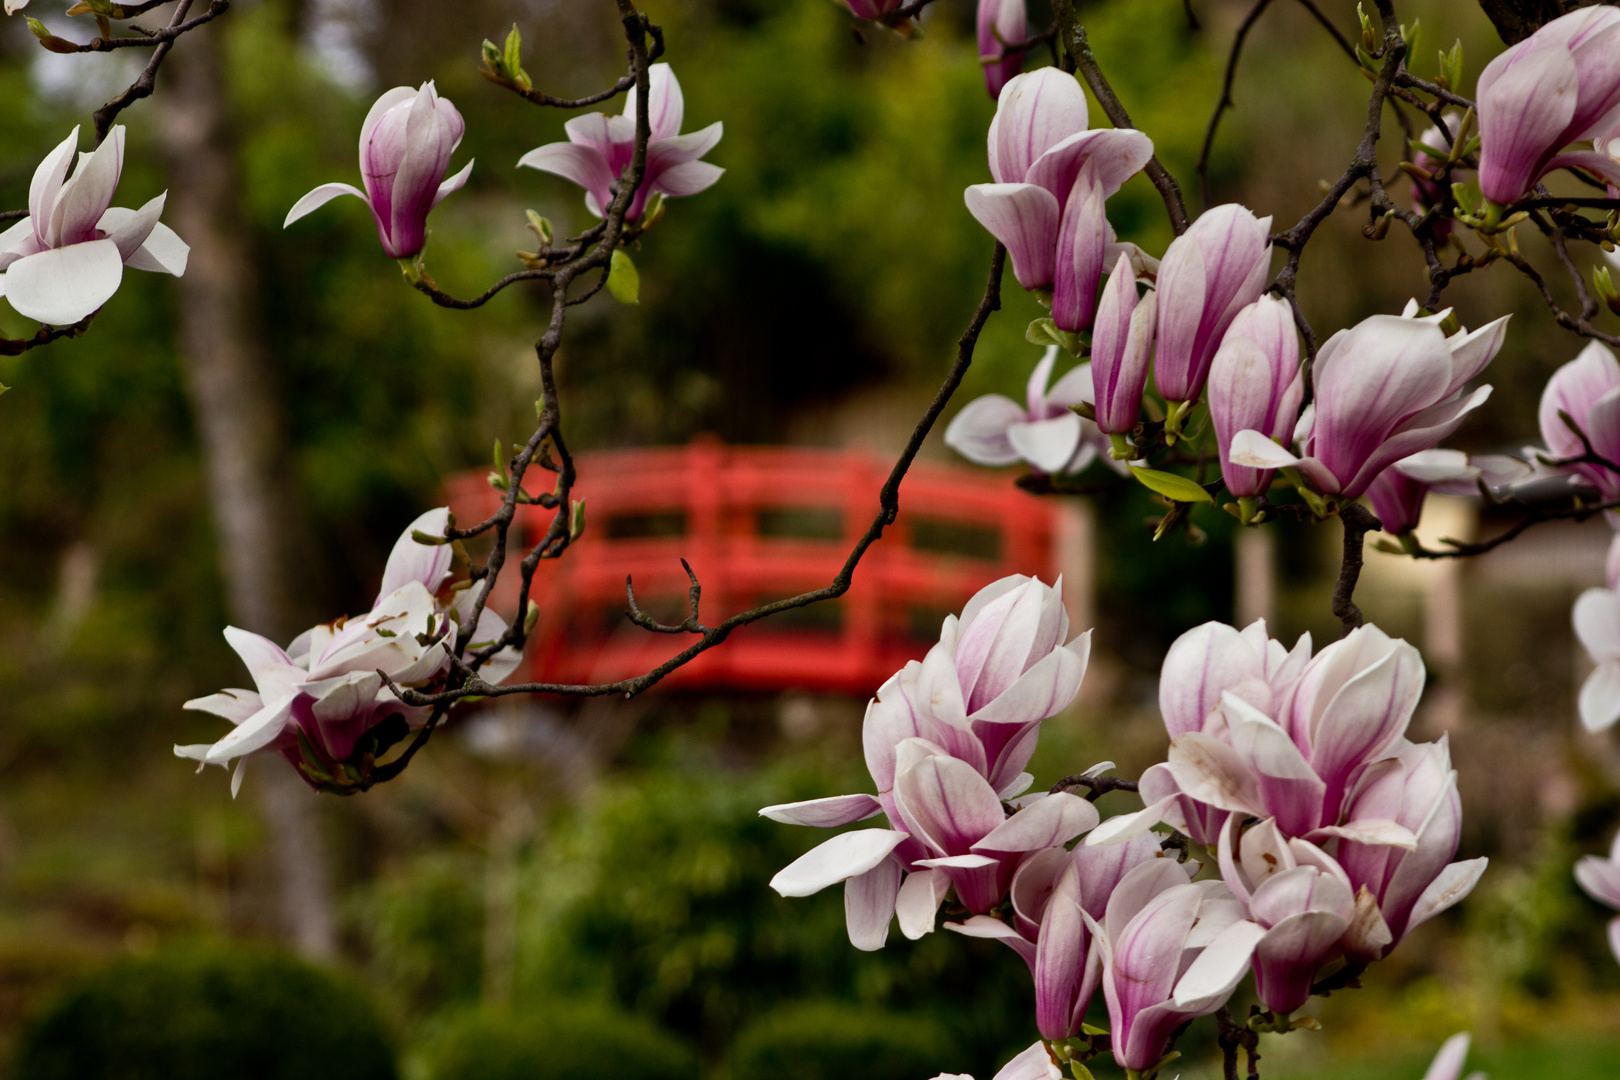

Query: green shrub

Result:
[13,941,396,1080]
[730,1001,958,1080]
[421,1002,699,1080]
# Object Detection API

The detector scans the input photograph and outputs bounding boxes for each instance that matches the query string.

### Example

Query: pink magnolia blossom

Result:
[286,83,473,260]
[1573,534,1620,731]
[0,125,188,326]
[1476,6,1620,206]
[1334,737,1487,960]
[1151,204,1272,407]
[518,64,723,222]
[1085,862,1264,1071]
[945,346,1118,475]
[1089,252,1158,437]
[1127,618,1311,846]
[1216,816,1354,1013]
[1536,340,1620,499]
[1208,295,1303,498]
[1166,623,1427,839]
[1574,829,1620,964]
[177,509,521,792]
[762,575,1093,949]
[1229,303,1508,499]
[964,69,1153,329]
[977,0,1028,101]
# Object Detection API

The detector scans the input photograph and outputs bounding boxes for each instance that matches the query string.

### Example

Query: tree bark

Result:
[155,18,338,960]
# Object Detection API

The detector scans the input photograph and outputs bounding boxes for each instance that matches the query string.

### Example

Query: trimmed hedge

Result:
[421,1002,699,1080]
[730,1001,957,1080]
[14,942,397,1080]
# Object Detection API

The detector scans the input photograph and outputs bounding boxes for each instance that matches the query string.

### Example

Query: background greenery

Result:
[0,0,1617,1077]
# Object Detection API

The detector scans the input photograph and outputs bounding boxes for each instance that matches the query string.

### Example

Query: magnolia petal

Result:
[1575,586,1620,663]
[654,160,725,198]
[1422,1033,1472,1080]
[431,158,475,210]
[991,1041,1062,1080]
[202,696,297,763]
[98,194,164,263]
[1405,857,1488,933]
[845,856,902,951]
[989,68,1089,185]
[1008,414,1084,473]
[1170,917,1266,1011]
[769,829,910,898]
[760,793,884,828]
[1084,794,1177,846]
[1229,428,1302,469]
[974,791,1099,853]
[1307,819,1418,850]
[896,754,1006,856]
[964,183,1061,289]
[126,222,188,276]
[284,182,370,228]
[896,868,950,939]
[945,394,1028,466]
[52,127,123,246]
[182,689,263,725]
[2,240,123,325]
[1581,854,1620,913]
[1582,661,1620,732]
[946,915,1038,968]
[378,507,454,600]
[518,142,616,217]
[1166,731,1264,818]
[915,854,1001,870]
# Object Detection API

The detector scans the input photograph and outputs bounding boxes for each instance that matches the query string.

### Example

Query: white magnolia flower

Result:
[0,126,188,325]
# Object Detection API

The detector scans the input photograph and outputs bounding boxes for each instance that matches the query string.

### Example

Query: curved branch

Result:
[1051,2,1190,234]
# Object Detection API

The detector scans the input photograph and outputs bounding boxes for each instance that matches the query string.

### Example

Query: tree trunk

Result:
[155,18,338,960]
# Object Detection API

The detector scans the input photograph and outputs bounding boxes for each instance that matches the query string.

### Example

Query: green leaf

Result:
[1130,466,1213,504]
[608,250,640,304]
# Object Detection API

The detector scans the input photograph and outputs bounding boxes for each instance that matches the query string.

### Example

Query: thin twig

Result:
[1049,774,1141,801]
[1198,0,1274,209]
[1052,2,1190,234]
[92,0,216,145]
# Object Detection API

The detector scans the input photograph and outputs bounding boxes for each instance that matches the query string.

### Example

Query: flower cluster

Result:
[768,579,1488,1074]
[177,510,521,794]
[1123,620,1487,1005]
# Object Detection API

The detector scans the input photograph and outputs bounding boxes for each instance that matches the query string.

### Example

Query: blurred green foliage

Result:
[0,0,1617,1077]
[729,1000,956,1080]
[417,1002,697,1080]
[12,942,396,1080]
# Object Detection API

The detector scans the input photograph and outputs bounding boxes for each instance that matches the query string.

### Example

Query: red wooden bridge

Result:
[443,438,1081,695]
